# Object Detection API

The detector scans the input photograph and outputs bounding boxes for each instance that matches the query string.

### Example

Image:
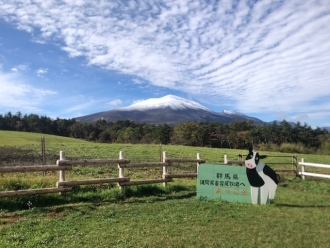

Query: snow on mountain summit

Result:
[76,94,265,124]
[118,95,210,111]
[222,110,246,116]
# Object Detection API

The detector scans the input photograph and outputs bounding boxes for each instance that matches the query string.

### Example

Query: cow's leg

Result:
[250,187,259,204]
[268,180,277,201]
[262,175,277,201]
[260,184,269,204]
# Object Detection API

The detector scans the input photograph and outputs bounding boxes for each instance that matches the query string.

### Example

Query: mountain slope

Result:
[322,126,330,132]
[75,95,264,125]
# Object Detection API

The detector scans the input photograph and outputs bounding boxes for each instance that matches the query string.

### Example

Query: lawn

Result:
[0,131,330,247]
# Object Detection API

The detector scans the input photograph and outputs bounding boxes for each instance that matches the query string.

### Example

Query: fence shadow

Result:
[274,203,330,209]
[0,184,196,211]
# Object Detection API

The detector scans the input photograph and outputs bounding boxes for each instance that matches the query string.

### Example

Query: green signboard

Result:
[196,164,253,204]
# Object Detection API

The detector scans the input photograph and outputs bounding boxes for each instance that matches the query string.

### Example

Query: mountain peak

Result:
[222,110,246,116]
[75,94,265,125]
[117,95,210,111]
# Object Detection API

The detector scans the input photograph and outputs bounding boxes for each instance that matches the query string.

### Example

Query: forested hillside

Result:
[1,111,329,153]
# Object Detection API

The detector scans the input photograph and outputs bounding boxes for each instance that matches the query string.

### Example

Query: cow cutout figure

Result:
[245,145,279,204]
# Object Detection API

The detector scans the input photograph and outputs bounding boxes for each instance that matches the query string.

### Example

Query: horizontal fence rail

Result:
[120,162,169,168]
[224,154,298,175]
[56,177,130,187]
[57,159,131,166]
[0,150,205,198]
[0,165,72,173]
[298,158,330,180]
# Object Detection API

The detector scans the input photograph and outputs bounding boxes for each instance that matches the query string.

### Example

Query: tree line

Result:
[1,111,329,152]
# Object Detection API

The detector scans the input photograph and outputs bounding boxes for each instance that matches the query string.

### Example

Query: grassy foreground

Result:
[0,181,330,248]
[0,131,330,247]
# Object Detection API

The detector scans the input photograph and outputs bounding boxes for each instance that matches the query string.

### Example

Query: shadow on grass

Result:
[0,184,196,211]
[275,203,330,208]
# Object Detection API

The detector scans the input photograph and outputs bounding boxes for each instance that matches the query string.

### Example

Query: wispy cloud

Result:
[0,72,56,113]
[57,95,115,118]
[11,64,29,72]
[132,79,144,85]
[107,99,122,107]
[36,68,48,77]
[0,0,329,125]
[62,98,98,115]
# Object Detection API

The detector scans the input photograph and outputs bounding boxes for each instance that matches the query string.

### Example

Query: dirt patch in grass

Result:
[0,213,21,226]
[0,147,40,166]
[46,211,67,219]
[0,147,58,166]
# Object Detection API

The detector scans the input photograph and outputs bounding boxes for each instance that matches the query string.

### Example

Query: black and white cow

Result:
[245,145,279,204]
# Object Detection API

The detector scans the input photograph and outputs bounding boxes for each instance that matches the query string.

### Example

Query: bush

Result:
[317,142,330,155]
[278,143,305,153]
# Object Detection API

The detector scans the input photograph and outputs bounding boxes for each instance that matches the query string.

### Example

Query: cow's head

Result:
[245,144,267,169]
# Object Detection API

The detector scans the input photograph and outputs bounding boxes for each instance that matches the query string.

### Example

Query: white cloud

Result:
[107,99,122,107]
[36,68,48,76]
[11,64,29,72]
[63,98,97,115]
[132,99,144,104]
[57,95,117,118]
[16,64,29,71]
[132,79,144,85]
[0,0,330,125]
[0,72,56,113]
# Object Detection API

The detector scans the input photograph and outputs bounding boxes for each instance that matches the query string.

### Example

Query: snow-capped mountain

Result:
[221,110,246,116]
[75,95,264,125]
[119,95,209,111]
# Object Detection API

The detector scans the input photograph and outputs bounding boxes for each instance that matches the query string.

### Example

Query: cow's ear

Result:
[248,144,253,153]
[260,155,267,159]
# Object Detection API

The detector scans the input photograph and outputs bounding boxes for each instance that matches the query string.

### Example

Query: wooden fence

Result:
[0,151,205,198]
[298,158,330,179]
[224,153,298,175]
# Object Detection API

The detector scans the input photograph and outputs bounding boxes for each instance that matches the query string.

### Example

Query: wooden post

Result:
[159,143,162,162]
[197,153,201,172]
[41,137,46,175]
[238,153,243,166]
[59,151,66,182]
[292,154,298,176]
[118,151,125,177]
[162,151,167,187]
[224,154,228,164]
[118,151,124,189]
[301,158,305,180]
[58,151,66,195]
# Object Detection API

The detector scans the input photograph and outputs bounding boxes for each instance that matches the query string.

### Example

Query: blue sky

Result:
[0,0,330,128]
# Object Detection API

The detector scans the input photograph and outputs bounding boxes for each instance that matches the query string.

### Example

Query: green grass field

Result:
[0,131,330,247]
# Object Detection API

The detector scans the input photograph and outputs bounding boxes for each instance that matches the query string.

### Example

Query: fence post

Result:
[118,151,125,189]
[292,154,298,176]
[162,151,167,187]
[197,153,201,171]
[58,151,66,195]
[118,151,125,177]
[41,137,46,175]
[238,153,243,166]
[301,158,305,179]
[224,154,228,164]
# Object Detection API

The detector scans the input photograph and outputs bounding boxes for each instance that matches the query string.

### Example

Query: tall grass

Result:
[256,142,317,154]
